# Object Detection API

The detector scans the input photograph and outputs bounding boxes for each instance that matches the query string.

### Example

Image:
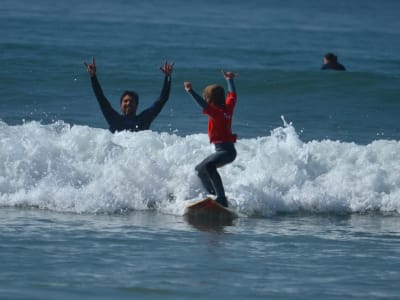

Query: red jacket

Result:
[203,92,237,144]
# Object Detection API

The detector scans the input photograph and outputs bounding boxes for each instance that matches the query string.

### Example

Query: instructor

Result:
[84,57,174,133]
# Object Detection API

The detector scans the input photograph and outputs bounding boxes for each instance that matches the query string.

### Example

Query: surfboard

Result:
[183,197,238,220]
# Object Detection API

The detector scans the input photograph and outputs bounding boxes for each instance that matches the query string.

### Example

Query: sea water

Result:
[1,0,400,299]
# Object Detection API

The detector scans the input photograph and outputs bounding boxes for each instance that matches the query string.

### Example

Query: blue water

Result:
[1,0,400,299]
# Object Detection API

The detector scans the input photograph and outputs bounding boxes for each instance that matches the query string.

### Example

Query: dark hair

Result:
[120,90,139,105]
[324,53,338,63]
[203,84,226,108]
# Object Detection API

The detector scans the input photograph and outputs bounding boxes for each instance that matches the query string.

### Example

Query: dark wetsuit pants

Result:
[195,142,236,205]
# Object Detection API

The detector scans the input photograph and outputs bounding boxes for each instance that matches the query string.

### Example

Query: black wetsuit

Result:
[321,62,346,71]
[90,75,171,133]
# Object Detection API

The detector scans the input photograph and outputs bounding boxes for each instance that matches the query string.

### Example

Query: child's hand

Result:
[184,81,192,91]
[222,70,236,79]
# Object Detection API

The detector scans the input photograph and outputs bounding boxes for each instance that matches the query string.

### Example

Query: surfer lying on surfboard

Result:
[184,70,238,207]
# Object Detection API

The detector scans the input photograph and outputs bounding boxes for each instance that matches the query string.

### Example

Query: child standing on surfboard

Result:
[184,70,237,207]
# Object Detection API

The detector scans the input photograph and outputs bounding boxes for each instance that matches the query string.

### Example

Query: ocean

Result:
[1,0,400,299]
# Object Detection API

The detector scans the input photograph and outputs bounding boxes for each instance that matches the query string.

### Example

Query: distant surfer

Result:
[184,70,238,207]
[321,53,346,71]
[84,57,174,133]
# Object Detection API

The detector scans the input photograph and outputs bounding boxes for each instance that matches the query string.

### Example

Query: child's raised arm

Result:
[222,70,236,94]
[183,81,192,92]
[184,81,208,109]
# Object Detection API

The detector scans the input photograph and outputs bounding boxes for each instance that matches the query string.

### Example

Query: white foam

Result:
[1,120,400,217]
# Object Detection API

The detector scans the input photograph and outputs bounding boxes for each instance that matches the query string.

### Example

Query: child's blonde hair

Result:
[203,84,226,108]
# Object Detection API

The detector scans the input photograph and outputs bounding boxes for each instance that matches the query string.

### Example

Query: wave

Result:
[1,119,399,217]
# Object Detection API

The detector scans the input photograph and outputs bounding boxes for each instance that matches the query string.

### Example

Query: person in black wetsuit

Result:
[84,57,174,132]
[321,53,346,71]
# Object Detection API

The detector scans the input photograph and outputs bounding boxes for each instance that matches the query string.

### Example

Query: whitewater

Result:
[1,118,399,217]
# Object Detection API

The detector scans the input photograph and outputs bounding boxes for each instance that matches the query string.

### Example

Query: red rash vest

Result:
[203,91,237,144]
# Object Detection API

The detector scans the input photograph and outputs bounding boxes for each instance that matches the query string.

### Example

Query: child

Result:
[184,70,237,207]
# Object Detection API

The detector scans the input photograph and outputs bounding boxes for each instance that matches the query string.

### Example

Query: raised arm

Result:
[184,82,208,109]
[150,60,174,114]
[222,70,236,94]
[158,60,174,104]
[83,57,119,123]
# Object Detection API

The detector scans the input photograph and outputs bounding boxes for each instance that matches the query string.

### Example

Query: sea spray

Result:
[1,120,400,216]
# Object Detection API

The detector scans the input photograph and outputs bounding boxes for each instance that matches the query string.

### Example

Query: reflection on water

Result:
[184,214,236,233]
